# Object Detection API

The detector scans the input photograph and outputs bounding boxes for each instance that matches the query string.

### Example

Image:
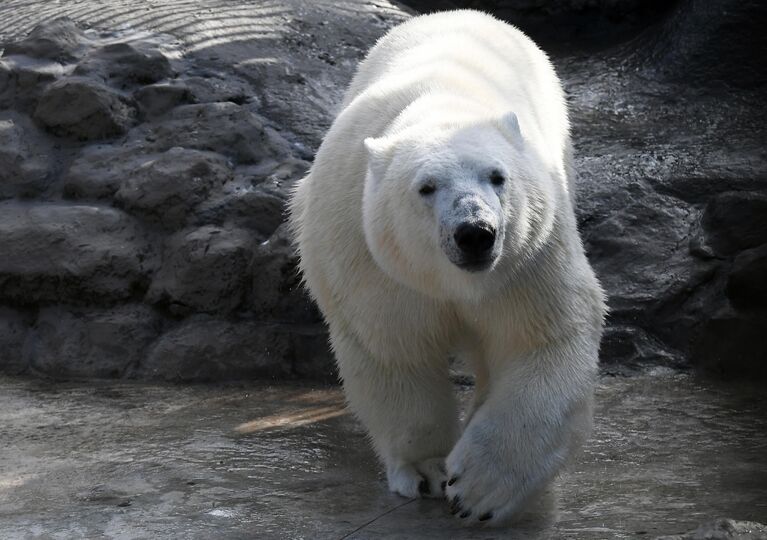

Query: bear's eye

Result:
[489,170,505,186]
[419,183,436,196]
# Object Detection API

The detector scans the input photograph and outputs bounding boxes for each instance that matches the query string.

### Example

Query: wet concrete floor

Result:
[1,371,766,539]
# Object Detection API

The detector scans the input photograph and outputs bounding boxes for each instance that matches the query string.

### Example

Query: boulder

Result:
[702,192,767,257]
[691,308,767,379]
[2,17,90,62]
[33,76,136,140]
[0,308,29,375]
[73,41,174,88]
[726,245,767,310]
[61,144,156,200]
[146,226,253,315]
[0,55,64,112]
[142,102,293,163]
[29,304,161,379]
[134,81,192,117]
[195,159,308,236]
[0,202,155,304]
[139,318,334,381]
[0,114,52,198]
[182,74,253,105]
[251,223,321,324]
[114,147,233,229]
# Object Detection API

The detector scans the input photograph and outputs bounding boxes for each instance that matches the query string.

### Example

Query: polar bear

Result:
[289,10,605,525]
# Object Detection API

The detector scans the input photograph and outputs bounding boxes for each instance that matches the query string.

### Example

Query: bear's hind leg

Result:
[332,330,460,499]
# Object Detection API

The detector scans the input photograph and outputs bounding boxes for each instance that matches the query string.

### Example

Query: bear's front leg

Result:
[332,330,460,499]
[445,336,598,524]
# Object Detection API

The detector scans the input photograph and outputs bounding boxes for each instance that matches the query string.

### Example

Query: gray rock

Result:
[61,144,156,200]
[702,192,767,257]
[630,1,767,89]
[2,17,90,62]
[656,518,767,540]
[114,147,232,229]
[139,318,334,381]
[727,245,767,310]
[691,308,767,380]
[0,202,155,304]
[29,304,161,379]
[196,158,308,236]
[0,55,64,112]
[0,308,29,375]
[251,223,320,324]
[146,226,253,315]
[133,81,192,117]
[599,325,683,376]
[143,102,293,163]
[182,74,253,105]
[582,183,713,333]
[73,41,174,88]
[34,76,136,140]
[0,113,52,198]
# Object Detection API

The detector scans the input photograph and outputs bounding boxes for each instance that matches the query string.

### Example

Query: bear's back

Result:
[339,10,569,173]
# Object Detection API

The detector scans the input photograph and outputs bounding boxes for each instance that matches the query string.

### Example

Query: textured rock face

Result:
[114,148,233,229]
[0,2,764,381]
[3,18,89,60]
[0,308,29,375]
[140,318,334,381]
[656,518,767,540]
[34,76,136,139]
[147,226,253,315]
[0,113,51,198]
[29,305,161,378]
[145,102,293,164]
[0,14,360,381]
[74,41,174,87]
[0,203,155,304]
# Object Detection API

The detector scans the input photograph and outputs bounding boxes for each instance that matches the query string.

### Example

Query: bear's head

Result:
[362,112,561,300]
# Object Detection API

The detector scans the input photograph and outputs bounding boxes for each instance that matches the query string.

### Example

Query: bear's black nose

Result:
[454,222,495,257]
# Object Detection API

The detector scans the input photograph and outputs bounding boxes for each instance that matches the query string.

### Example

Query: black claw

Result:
[447,476,458,486]
[448,496,462,515]
[418,477,430,496]
[479,512,493,522]
[440,480,447,492]
[460,510,471,519]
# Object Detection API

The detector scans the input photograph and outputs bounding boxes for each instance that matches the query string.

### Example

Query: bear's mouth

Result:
[455,257,495,273]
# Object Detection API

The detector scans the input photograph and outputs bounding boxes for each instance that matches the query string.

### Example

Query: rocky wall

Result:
[0,18,347,381]
[1,1,765,381]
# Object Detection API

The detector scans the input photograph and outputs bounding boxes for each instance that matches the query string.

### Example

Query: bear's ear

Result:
[364,136,391,180]
[500,111,523,144]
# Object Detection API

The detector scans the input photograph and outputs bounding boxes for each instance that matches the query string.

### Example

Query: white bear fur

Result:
[289,9,605,525]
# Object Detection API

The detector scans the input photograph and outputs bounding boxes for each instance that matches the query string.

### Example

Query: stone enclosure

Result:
[0,0,765,381]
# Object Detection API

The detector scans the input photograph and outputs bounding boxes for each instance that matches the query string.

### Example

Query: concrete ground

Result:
[1,371,766,539]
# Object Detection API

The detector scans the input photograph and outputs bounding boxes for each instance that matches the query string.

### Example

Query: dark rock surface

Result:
[113,147,233,229]
[146,226,253,315]
[0,1,765,381]
[33,76,136,139]
[140,318,334,381]
[656,518,767,540]
[0,112,52,198]
[0,202,155,304]
[73,41,174,87]
[29,304,161,378]
[0,308,29,374]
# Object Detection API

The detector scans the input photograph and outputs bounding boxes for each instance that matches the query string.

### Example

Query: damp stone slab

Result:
[1,372,766,539]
